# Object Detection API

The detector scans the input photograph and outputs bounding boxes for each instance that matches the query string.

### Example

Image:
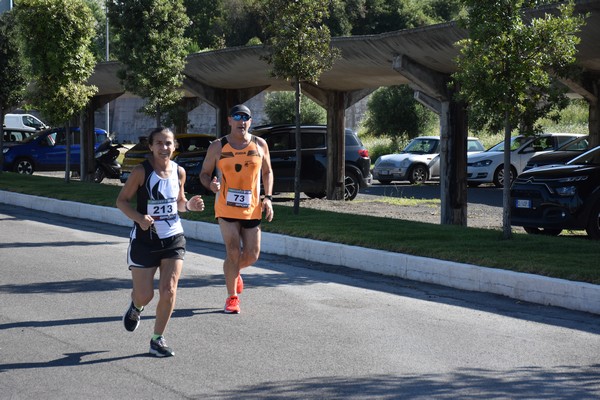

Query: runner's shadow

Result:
[0,351,147,372]
[172,307,222,317]
[0,308,216,331]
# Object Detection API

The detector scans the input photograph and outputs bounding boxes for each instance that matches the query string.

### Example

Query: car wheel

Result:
[408,165,428,184]
[523,227,562,236]
[344,172,360,201]
[304,192,326,199]
[492,165,516,188]
[378,179,392,185]
[13,158,34,175]
[585,201,600,239]
[93,167,106,183]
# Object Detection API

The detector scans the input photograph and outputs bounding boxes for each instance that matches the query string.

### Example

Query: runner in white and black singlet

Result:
[116,127,205,357]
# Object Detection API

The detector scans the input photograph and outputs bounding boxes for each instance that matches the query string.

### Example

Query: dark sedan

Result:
[510,145,600,238]
[523,135,590,171]
[251,124,372,201]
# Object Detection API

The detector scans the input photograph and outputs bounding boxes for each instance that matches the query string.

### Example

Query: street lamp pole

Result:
[105,1,110,136]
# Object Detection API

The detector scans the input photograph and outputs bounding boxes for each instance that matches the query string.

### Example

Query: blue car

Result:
[2,127,108,175]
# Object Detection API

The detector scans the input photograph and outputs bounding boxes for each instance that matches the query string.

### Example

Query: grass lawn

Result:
[1,172,598,285]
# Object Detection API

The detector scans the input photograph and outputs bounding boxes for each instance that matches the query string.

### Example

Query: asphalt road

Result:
[1,203,599,399]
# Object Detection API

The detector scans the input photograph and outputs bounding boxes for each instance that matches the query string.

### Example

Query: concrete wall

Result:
[94,92,370,144]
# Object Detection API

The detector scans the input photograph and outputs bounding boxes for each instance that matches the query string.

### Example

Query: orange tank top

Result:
[214,135,263,220]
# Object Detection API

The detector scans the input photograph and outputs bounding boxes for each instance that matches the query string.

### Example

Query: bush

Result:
[263,92,326,125]
[362,85,438,138]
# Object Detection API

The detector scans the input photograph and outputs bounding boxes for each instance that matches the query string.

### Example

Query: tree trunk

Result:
[293,78,302,215]
[502,111,512,239]
[65,124,71,183]
[0,110,5,172]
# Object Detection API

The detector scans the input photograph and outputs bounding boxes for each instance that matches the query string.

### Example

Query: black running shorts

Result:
[219,217,261,229]
[128,233,186,269]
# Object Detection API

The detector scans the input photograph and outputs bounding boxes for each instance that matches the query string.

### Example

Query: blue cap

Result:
[230,104,251,117]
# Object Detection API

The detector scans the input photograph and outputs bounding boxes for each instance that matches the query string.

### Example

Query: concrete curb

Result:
[2,190,599,315]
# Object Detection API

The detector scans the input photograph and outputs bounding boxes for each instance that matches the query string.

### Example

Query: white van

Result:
[3,113,49,132]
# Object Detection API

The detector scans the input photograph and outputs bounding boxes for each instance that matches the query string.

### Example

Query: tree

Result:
[264,92,326,125]
[108,0,190,126]
[83,0,110,62]
[453,0,585,239]
[15,0,98,182]
[0,10,27,172]
[347,0,465,35]
[363,85,438,139]
[184,0,226,51]
[263,0,340,213]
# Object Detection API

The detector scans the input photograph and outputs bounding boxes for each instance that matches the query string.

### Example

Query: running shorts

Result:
[219,217,261,229]
[128,232,186,269]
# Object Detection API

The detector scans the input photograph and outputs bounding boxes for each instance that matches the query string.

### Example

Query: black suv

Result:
[510,145,600,239]
[251,124,372,200]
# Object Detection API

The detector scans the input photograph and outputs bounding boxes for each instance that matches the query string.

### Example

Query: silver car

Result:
[372,136,484,184]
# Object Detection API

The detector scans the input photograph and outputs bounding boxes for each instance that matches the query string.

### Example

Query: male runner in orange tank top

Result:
[200,104,274,314]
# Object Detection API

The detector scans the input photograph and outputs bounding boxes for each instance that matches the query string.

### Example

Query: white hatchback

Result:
[467,133,583,187]
[372,136,485,184]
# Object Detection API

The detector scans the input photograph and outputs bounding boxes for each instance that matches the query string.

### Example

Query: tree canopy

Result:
[453,0,586,238]
[264,92,326,125]
[15,0,98,126]
[363,85,438,138]
[108,0,191,124]
[0,11,26,116]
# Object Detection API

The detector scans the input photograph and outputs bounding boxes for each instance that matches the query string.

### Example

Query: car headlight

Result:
[471,159,493,168]
[400,159,411,168]
[558,176,587,183]
[2,148,9,154]
[554,186,577,196]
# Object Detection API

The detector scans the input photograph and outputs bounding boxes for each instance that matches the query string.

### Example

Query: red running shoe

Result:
[236,274,243,294]
[224,295,241,314]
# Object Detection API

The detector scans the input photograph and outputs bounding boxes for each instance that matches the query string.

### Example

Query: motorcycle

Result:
[93,139,123,183]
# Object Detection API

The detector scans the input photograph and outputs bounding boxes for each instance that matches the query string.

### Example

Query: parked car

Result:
[510,145,600,239]
[467,133,583,187]
[2,127,108,175]
[2,128,36,142]
[3,113,49,132]
[250,124,372,201]
[372,136,485,185]
[523,135,590,171]
[173,139,217,194]
[120,133,215,183]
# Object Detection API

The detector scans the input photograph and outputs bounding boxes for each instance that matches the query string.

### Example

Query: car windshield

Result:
[487,136,528,152]
[567,146,600,166]
[467,139,485,152]
[20,132,44,143]
[403,138,439,154]
[345,132,360,146]
[558,136,589,151]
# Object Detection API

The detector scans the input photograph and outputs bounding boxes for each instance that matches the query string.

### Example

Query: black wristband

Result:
[185,201,191,212]
[264,195,273,201]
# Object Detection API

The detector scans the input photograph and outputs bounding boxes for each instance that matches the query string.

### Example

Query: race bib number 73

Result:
[226,188,251,208]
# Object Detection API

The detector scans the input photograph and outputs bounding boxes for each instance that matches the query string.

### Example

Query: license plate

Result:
[515,199,532,209]
[379,170,390,176]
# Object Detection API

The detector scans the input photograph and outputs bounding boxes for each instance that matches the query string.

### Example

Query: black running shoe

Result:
[149,336,174,357]
[123,301,142,332]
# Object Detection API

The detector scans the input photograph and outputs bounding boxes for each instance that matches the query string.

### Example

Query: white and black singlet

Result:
[127,160,186,268]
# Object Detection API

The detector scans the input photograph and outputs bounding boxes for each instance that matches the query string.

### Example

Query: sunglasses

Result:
[231,114,251,122]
